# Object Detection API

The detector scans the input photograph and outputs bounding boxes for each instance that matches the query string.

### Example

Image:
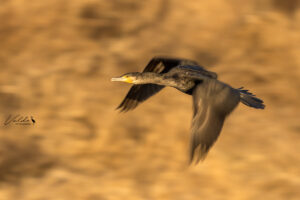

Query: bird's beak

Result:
[111,76,133,83]
[111,77,127,82]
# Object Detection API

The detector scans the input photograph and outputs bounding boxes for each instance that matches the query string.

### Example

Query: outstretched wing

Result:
[142,57,198,73]
[117,57,198,112]
[189,84,226,163]
[117,84,164,112]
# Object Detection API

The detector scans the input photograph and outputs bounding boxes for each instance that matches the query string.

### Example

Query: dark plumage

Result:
[111,57,265,163]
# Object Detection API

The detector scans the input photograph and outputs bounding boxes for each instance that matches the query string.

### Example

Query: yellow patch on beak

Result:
[111,76,134,83]
[122,76,134,83]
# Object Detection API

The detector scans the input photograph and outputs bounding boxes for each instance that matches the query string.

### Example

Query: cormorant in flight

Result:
[111,57,265,163]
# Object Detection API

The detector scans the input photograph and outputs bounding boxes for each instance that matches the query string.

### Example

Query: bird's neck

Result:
[138,72,179,87]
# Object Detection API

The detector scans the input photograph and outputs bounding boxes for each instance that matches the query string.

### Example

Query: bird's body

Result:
[111,57,265,163]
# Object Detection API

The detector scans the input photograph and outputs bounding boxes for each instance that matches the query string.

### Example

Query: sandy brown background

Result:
[0,0,300,199]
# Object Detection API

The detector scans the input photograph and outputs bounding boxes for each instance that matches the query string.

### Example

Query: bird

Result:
[111,57,265,164]
[31,116,35,124]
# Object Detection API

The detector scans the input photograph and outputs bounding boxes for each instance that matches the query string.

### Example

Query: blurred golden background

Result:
[0,0,300,199]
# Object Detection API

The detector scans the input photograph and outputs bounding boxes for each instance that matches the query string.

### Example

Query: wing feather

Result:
[189,84,226,163]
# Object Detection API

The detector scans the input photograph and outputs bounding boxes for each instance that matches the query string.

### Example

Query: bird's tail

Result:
[238,87,265,109]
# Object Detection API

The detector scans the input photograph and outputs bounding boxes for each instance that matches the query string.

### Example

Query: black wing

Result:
[177,65,218,79]
[117,84,164,112]
[189,84,226,163]
[142,57,198,73]
[117,57,198,112]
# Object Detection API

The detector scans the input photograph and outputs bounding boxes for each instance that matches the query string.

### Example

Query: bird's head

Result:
[111,72,141,84]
